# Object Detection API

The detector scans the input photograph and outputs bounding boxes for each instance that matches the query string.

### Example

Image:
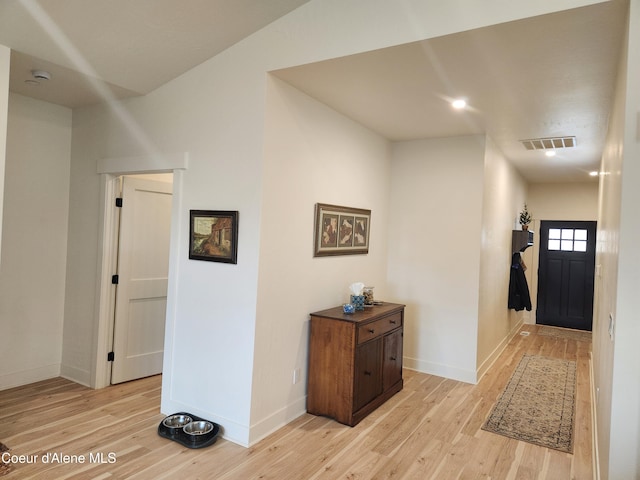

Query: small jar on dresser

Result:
[307,302,405,426]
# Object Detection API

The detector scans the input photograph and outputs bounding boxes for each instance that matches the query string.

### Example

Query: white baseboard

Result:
[60,364,91,387]
[160,397,251,447]
[0,363,61,391]
[476,319,524,382]
[590,352,601,480]
[403,357,477,384]
[161,394,307,448]
[404,319,524,385]
[248,395,307,447]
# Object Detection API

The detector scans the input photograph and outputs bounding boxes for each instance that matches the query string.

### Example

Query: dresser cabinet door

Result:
[353,339,383,411]
[382,329,403,391]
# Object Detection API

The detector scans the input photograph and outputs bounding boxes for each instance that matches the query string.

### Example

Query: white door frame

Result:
[91,153,188,389]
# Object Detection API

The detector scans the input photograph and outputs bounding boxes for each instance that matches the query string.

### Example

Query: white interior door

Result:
[111,176,172,384]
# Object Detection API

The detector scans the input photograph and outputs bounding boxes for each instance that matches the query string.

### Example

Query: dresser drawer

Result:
[357,312,402,344]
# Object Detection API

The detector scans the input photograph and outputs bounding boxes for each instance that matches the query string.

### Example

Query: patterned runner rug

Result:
[0,442,12,477]
[482,354,576,453]
[538,326,591,342]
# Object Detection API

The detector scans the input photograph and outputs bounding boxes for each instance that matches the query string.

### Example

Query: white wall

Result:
[387,136,485,383]
[60,0,615,446]
[593,71,623,480]
[0,45,8,258]
[387,135,529,384]
[0,93,71,389]
[528,183,599,222]
[476,136,528,377]
[609,0,640,473]
[68,78,266,444]
[251,77,391,443]
[593,1,640,477]
[61,106,106,386]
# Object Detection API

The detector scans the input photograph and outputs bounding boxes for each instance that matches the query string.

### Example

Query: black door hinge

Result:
[107,351,115,362]
[115,197,123,208]
[111,274,119,285]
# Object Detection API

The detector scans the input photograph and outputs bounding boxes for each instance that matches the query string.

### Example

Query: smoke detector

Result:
[31,70,51,81]
[520,136,576,151]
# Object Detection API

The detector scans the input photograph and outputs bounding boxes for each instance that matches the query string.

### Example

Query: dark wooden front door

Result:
[536,220,596,331]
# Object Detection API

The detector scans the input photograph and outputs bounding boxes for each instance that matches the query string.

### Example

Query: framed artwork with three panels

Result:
[313,203,370,257]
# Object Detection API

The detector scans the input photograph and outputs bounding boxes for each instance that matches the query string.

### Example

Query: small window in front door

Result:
[547,228,588,252]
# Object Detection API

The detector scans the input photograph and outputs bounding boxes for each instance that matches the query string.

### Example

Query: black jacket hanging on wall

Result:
[508,252,532,311]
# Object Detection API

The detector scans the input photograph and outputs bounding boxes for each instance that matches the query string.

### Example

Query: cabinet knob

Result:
[390,356,397,361]
[368,328,375,334]
[390,320,396,324]
[364,370,372,376]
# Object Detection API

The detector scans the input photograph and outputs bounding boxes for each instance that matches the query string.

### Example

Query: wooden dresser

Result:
[307,302,404,426]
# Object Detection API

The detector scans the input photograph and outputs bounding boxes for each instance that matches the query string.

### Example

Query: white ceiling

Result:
[273,2,627,183]
[1,1,628,183]
[1,0,312,106]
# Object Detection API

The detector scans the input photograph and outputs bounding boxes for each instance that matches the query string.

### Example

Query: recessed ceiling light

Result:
[451,99,466,110]
[545,150,556,157]
[31,70,51,81]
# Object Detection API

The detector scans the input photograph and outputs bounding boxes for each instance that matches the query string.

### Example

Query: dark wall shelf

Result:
[512,230,534,253]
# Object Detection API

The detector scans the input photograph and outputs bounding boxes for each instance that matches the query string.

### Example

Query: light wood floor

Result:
[0,325,592,479]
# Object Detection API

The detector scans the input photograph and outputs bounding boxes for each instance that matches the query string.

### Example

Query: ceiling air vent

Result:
[520,136,576,151]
